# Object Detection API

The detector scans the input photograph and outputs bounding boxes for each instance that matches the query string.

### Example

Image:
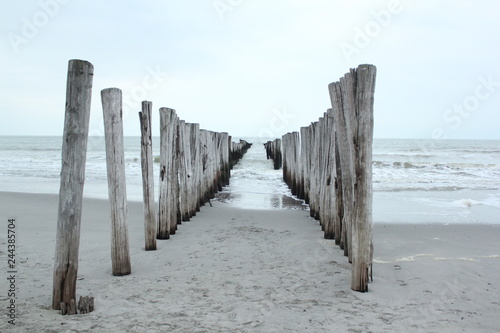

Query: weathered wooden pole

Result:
[178,120,190,222]
[158,107,178,239]
[139,101,157,251]
[309,122,320,220]
[52,59,94,311]
[282,133,290,188]
[199,129,210,207]
[292,132,301,198]
[273,139,282,170]
[319,110,336,239]
[300,126,311,204]
[101,88,131,276]
[329,80,354,261]
[333,126,344,247]
[351,64,376,292]
[212,132,220,194]
[189,123,201,215]
[172,113,181,233]
[218,132,230,189]
[318,115,327,231]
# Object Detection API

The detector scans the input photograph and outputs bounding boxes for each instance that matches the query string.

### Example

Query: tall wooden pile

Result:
[280,64,376,292]
[52,59,93,312]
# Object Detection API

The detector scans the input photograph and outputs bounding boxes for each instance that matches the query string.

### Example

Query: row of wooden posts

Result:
[263,139,282,170]
[143,102,252,249]
[52,59,251,313]
[271,64,376,292]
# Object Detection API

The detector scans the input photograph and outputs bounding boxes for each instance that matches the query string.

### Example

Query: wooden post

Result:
[333,127,344,247]
[273,139,282,170]
[158,107,179,239]
[189,123,201,215]
[309,122,320,220]
[351,64,376,292]
[52,59,93,311]
[178,120,190,222]
[292,132,301,198]
[101,88,131,276]
[329,80,354,261]
[172,113,181,233]
[218,132,230,188]
[318,115,327,231]
[282,133,290,188]
[323,109,337,239]
[198,129,207,207]
[300,126,311,204]
[139,101,157,251]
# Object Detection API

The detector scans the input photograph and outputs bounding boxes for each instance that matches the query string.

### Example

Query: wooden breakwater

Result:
[264,139,282,170]
[156,107,252,240]
[280,64,376,292]
[53,59,251,314]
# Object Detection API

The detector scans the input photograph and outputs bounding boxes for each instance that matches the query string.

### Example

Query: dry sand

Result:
[1,191,499,332]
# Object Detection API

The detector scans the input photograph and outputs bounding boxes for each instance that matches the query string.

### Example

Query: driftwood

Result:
[52,59,94,311]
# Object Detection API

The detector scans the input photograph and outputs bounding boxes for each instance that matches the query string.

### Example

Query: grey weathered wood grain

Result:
[139,101,157,251]
[351,64,376,292]
[52,59,93,311]
[101,88,131,276]
[158,107,178,239]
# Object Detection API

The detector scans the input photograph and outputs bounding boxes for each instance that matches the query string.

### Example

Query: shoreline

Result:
[1,191,499,332]
[2,188,499,225]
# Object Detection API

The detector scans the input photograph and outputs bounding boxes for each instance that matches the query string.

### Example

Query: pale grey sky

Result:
[1,0,499,139]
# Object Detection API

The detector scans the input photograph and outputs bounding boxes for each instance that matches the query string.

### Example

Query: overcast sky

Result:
[1,0,499,140]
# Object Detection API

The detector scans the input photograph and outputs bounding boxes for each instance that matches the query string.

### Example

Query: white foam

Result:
[433,257,476,262]
[451,199,483,208]
[395,254,434,262]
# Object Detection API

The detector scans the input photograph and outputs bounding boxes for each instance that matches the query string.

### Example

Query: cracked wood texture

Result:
[101,88,131,276]
[52,59,94,310]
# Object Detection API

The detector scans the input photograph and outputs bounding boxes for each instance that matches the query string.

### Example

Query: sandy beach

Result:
[1,191,499,332]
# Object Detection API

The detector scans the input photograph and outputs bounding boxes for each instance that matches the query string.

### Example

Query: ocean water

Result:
[0,136,499,224]
[371,139,500,224]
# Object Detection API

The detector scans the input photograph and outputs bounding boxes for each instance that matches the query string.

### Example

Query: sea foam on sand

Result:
[1,192,499,332]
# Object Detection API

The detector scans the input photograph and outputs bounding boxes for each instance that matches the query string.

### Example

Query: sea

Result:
[0,136,499,225]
